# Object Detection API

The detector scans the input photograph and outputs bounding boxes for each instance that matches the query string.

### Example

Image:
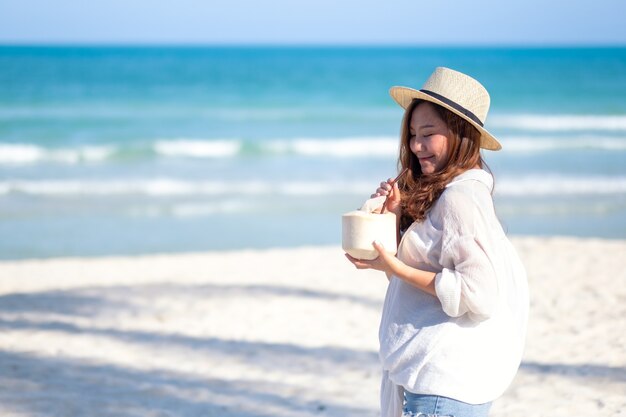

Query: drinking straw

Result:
[380,167,408,214]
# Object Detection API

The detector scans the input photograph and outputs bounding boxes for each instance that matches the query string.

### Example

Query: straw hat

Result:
[389,67,501,151]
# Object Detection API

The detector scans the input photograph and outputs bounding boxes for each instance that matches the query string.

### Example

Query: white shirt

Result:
[378,169,529,416]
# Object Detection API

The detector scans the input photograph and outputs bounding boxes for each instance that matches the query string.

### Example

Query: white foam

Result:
[7,133,623,167]
[501,135,626,152]
[275,181,371,196]
[263,137,398,157]
[3,176,625,198]
[0,143,115,165]
[80,146,114,161]
[0,178,373,197]
[153,139,241,158]
[0,144,44,164]
[490,114,626,132]
[496,175,626,196]
[127,201,251,218]
[172,201,250,217]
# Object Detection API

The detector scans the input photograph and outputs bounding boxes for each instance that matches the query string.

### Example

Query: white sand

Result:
[0,236,624,416]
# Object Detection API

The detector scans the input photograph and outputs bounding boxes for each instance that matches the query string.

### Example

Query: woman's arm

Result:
[433,188,500,321]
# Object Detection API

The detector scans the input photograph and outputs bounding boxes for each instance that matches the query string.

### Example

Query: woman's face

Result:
[409,102,451,175]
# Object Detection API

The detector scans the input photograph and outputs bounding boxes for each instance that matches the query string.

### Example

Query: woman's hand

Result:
[345,241,438,295]
[344,241,403,277]
[371,178,402,215]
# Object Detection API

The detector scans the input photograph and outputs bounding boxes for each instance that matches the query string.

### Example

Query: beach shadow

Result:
[0,316,379,375]
[0,281,382,317]
[185,282,384,309]
[0,290,129,317]
[520,361,626,383]
[95,281,383,309]
[0,281,383,370]
[0,280,382,415]
[0,349,377,417]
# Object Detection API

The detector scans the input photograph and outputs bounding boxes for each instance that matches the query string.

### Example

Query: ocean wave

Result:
[0,178,374,197]
[0,143,114,165]
[0,137,400,165]
[496,176,626,196]
[2,176,626,198]
[148,135,626,157]
[154,139,242,158]
[2,133,626,166]
[490,114,626,132]
[3,104,626,132]
[127,201,252,218]
[262,137,399,157]
[500,135,626,151]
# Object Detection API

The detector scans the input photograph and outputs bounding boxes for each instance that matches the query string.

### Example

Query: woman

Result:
[345,67,529,417]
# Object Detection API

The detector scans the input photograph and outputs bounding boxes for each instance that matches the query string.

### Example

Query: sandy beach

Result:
[0,236,625,417]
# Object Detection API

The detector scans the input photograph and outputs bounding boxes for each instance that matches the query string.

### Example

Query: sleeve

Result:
[433,189,499,322]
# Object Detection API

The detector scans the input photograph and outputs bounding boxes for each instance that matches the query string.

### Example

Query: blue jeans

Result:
[402,391,492,417]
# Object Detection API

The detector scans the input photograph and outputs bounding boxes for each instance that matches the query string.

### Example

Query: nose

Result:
[410,137,422,153]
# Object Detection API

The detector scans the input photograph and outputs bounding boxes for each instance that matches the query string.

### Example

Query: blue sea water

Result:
[0,46,625,259]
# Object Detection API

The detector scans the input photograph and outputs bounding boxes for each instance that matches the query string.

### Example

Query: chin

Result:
[419,165,435,175]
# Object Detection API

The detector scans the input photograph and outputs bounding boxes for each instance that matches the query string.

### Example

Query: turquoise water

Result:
[1,46,625,259]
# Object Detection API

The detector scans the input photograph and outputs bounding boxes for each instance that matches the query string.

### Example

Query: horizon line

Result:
[1,40,625,49]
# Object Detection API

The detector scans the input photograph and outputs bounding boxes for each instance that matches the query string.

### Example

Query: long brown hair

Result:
[397,99,487,231]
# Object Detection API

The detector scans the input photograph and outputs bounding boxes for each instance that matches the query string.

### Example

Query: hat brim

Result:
[389,86,502,151]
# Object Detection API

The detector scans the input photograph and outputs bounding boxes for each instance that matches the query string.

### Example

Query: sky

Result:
[0,0,625,46]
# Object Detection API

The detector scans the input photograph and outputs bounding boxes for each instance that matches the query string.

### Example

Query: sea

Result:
[1,46,625,259]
